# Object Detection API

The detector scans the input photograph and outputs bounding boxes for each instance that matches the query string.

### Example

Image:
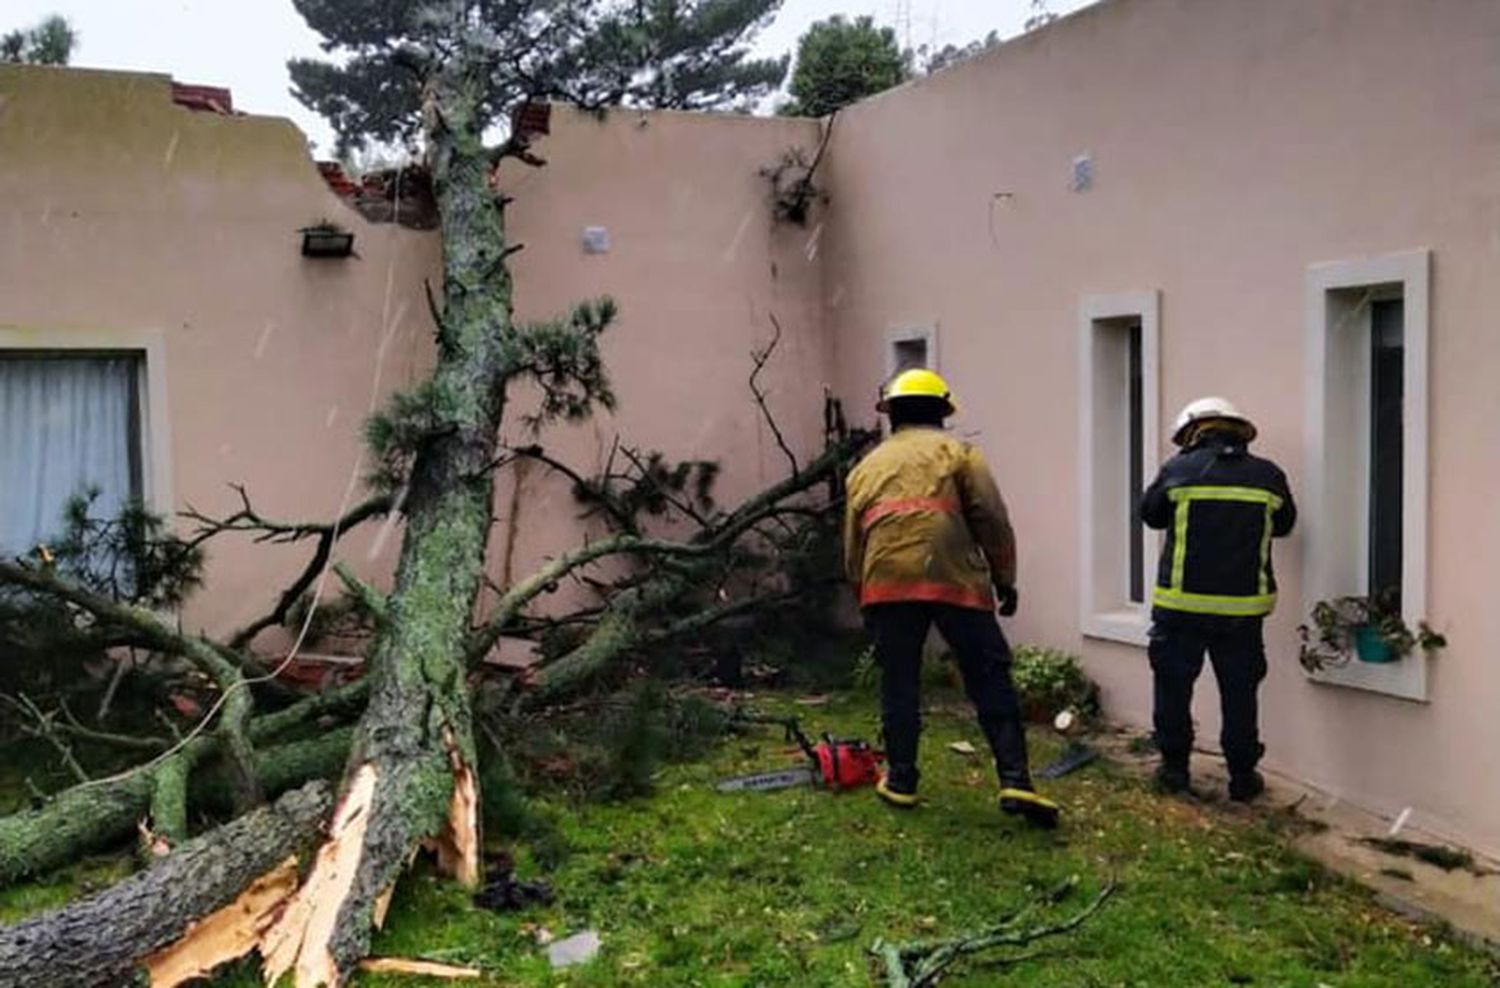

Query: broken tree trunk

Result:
[259,61,509,987]
[0,781,332,988]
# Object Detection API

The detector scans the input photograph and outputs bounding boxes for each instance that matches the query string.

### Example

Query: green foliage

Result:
[0,491,203,699]
[1298,589,1448,672]
[1010,645,1101,722]
[783,15,909,118]
[601,680,669,800]
[511,297,619,430]
[1,14,75,66]
[290,0,788,155]
[362,379,446,494]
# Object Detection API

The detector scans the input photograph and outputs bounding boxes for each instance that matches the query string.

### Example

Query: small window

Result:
[885,327,936,379]
[1079,292,1160,645]
[0,354,144,556]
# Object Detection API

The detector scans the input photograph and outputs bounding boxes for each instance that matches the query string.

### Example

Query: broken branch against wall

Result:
[753,314,799,477]
[0,560,262,812]
[0,781,333,988]
[180,488,392,650]
[871,878,1117,988]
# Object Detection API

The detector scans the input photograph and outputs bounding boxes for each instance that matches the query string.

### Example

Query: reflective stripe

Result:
[1152,587,1278,616]
[1171,498,1191,590]
[861,580,992,611]
[1257,504,1275,597]
[861,496,961,531]
[1167,485,1284,510]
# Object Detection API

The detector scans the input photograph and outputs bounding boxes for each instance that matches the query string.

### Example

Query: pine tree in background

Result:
[290,0,787,155]
[1,14,75,65]
[782,14,909,118]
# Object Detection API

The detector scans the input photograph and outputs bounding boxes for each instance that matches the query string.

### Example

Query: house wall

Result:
[820,0,1500,855]
[0,67,831,649]
[0,64,439,639]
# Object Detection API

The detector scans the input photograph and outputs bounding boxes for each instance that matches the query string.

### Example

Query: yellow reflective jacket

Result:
[843,427,1017,611]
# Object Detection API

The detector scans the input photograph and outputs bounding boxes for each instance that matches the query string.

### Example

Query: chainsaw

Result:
[716,715,884,794]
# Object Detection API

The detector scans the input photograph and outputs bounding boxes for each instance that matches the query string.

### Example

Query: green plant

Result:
[1010,645,1101,723]
[1297,590,1447,672]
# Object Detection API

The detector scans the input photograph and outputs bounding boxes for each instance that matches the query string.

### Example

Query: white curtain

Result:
[0,356,140,558]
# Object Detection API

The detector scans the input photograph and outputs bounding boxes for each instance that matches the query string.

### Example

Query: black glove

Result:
[996,585,1018,617]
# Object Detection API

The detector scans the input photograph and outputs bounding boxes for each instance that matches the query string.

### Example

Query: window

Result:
[1079,292,1160,645]
[1305,250,1429,700]
[886,327,936,377]
[0,354,146,556]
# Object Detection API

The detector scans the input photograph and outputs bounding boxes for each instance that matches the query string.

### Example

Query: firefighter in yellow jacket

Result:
[844,369,1060,827]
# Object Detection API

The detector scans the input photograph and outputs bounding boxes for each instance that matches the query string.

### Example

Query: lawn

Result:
[2,691,1495,987]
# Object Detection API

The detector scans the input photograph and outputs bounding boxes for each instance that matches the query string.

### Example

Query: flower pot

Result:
[1354,625,1397,663]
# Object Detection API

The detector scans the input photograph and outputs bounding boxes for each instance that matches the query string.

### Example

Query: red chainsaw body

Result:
[813,739,882,791]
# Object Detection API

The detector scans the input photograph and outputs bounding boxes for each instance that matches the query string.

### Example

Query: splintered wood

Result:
[432,729,480,888]
[261,764,378,988]
[358,957,481,978]
[144,857,301,988]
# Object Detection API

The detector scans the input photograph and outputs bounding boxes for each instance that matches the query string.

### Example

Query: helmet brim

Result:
[877,394,958,417]
[1173,415,1257,446]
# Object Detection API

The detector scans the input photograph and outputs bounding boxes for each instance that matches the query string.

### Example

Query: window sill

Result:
[1306,652,1429,702]
[1082,608,1151,648]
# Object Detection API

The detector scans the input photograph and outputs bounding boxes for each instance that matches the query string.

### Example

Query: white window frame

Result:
[1078,292,1160,647]
[1303,249,1430,701]
[0,327,173,518]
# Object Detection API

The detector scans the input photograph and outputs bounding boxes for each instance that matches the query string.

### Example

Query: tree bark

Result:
[0,781,332,988]
[260,60,509,987]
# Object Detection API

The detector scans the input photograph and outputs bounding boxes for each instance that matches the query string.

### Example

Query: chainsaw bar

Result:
[715,766,817,793]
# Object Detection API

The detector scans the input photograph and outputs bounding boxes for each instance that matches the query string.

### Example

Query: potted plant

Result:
[300,218,355,257]
[1298,589,1447,673]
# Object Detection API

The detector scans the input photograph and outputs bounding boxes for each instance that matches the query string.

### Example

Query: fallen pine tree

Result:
[0,3,859,983]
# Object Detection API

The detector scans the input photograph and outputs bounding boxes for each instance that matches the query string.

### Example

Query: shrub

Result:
[1010,645,1100,723]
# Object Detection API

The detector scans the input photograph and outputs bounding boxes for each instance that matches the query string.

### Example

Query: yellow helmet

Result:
[877,368,957,416]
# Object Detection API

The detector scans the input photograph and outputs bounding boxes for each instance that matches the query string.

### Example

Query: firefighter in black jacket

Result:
[1141,397,1296,802]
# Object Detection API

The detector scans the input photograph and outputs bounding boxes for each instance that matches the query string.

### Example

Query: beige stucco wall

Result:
[490,107,832,612]
[0,68,831,646]
[0,64,440,637]
[819,0,1500,855]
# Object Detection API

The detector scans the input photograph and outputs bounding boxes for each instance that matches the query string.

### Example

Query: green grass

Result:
[4,693,1497,986]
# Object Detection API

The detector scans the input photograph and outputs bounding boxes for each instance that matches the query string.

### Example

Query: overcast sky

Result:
[5,0,1096,153]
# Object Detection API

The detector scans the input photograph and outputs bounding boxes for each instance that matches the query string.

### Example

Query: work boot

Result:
[875,775,919,809]
[1153,762,1190,795]
[999,786,1061,829]
[1228,771,1265,803]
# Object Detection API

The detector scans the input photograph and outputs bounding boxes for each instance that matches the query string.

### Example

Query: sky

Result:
[5,0,1096,153]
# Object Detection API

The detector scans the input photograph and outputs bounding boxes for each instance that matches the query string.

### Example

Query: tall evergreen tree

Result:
[782,15,908,118]
[290,0,787,154]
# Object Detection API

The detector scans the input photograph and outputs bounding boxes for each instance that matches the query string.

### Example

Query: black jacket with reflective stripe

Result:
[1140,435,1296,618]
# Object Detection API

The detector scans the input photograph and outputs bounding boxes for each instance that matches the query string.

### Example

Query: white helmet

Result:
[1172,396,1256,447]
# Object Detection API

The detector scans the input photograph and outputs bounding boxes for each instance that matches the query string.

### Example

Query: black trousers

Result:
[863,602,1032,793]
[1148,614,1267,778]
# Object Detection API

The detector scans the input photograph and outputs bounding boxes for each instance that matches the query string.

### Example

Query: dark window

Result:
[1369,298,1404,603]
[892,337,928,372]
[1127,322,1145,603]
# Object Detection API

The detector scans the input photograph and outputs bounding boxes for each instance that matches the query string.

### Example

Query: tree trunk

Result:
[0,781,332,988]
[260,65,510,987]
[0,684,365,886]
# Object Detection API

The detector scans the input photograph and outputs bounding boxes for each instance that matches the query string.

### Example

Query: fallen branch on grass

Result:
[870,877,1117,988]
